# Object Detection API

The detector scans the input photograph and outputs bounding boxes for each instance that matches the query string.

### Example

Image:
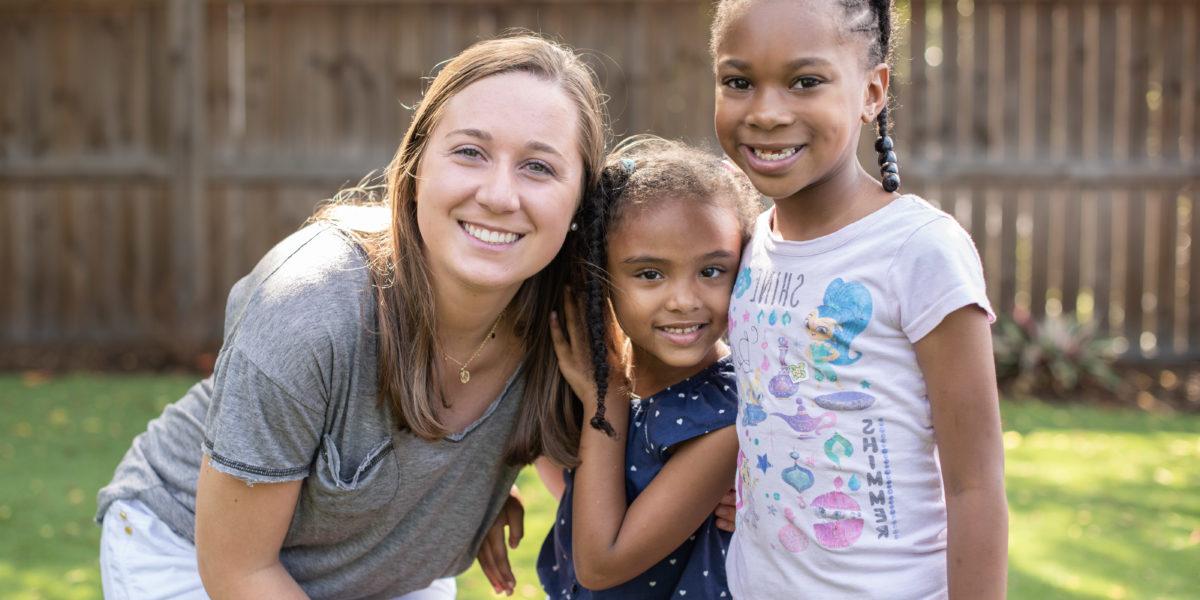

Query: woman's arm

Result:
[550,304,738,590]
[195,458,309,599]
[915,306,1008,600]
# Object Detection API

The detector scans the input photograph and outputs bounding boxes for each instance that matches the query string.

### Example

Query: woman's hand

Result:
[475,486,525,596]
[549,291,632,413]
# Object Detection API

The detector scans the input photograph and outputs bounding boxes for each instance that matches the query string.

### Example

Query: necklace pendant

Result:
[460,368,470,384]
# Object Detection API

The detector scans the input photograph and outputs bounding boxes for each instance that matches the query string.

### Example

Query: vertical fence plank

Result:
[166,0,207,352]
[999,193,1018,317]
[1157,188,1178,355]
[7,189,34,342]
[1190,192,1200,357]
[1061,190,1081,315]
[909,0,927,153]
[1002,3,1020,159]
[939,0,957,160]
[971,0,990,156]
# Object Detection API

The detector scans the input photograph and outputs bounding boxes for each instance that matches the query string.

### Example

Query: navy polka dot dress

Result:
[537,357,738,599]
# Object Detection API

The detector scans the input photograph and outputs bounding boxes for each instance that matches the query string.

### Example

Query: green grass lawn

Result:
[1,374,1196,599]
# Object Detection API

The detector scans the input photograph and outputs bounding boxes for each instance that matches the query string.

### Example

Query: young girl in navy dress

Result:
[535,137,760,599]
[711,1,1008,598]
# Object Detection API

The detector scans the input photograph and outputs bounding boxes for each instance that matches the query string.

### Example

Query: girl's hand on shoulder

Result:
[549,290,632,412]
[714,488,737,532]
[475,486,524,596]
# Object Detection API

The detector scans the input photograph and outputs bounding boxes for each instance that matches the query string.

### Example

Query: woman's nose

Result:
[475,167,520,213]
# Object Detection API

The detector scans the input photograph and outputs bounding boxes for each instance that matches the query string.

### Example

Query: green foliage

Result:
[3,375,1198,599]
[993,311,1121,397]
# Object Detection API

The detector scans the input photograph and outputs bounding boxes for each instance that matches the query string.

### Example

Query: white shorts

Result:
[99,498,457,599]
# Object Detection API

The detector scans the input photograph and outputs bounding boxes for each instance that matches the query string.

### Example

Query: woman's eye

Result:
[635,270,664,281]
[700,266,726,278]
[454,147,483,159]
[722,77,751,91]
[525,160,556,177]
[793,77,822,90]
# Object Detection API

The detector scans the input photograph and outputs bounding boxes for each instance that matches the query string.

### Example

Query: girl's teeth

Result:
[463,223,520,244]
[752,147,797,161]
[662,325,701,334]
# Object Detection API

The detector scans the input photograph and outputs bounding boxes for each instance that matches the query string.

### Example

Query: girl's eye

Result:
[700,266,726,278]
[525,160,556,177]
[722,77,751,91]
[635,270,664,281]
[792,76,822,90]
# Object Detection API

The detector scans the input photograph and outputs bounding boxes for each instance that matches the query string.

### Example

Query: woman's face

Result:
[415,71,584,296]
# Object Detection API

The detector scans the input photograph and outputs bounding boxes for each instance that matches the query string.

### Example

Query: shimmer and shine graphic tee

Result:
[725,196,995,600]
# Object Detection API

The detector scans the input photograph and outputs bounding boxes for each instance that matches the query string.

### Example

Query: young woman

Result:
[96,34,607,600]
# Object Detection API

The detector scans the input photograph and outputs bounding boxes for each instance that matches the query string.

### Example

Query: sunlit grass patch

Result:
[1,375,1196,599]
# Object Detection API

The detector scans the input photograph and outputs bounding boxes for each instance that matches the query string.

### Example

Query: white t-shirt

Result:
[725,196,995,599]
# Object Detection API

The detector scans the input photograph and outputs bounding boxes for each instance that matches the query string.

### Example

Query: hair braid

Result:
[871,0,901,192]
[580,165,630,436]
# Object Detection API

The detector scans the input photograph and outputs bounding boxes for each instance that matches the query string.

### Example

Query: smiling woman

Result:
[94,34,607,600]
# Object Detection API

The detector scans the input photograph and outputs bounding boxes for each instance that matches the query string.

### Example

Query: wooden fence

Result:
[1,0,1197,373]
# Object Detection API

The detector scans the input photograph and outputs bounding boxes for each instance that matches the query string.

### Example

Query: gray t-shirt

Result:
[97,224,525,599]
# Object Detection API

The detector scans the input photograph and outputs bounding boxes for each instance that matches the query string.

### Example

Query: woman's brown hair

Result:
[317,33,608,466]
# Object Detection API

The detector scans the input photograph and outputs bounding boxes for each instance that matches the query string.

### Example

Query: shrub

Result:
[993,309,1121,397]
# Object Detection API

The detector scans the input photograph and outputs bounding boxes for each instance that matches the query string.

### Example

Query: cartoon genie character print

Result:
[805,278,873,384]
[735,275,891,553]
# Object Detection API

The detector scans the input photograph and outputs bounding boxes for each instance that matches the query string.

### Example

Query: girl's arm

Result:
[195,458,309,599]
[915,306,1008,600]
[534,456,567,501]
[574,413,737,590]
[550,305,739,591]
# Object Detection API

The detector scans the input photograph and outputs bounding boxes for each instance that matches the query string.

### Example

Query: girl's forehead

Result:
[715,0,861,66]
[610,197,742,246]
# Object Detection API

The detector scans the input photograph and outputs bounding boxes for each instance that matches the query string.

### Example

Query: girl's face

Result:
[415,71,584,295]
[606,198,743,370]
[713,0,885,200]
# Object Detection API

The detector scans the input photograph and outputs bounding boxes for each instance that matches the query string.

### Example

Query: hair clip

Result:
[619,158,636,174]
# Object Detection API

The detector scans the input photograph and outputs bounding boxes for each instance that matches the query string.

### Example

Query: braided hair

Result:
[711,0,901,192]
[574,137,760,435]
[575,163,632,437]
[861,0,901,192]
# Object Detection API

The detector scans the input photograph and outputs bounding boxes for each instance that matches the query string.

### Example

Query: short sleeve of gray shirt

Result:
[97,224,526,599]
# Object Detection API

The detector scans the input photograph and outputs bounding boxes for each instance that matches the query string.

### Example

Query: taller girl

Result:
[711,1,1007,598]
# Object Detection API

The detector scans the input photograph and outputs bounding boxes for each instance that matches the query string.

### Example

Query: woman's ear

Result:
[861,63,891,124]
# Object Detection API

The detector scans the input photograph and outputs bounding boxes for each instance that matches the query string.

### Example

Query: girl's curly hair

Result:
[574,136,760,434]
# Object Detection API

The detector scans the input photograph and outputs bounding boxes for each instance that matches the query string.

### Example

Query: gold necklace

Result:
[442,309,505,384]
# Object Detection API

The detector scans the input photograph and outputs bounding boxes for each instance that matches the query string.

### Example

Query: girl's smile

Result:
[713,0,886,203]
[655,321,710,346]
[606,198,743,387]
[740,143,807,175]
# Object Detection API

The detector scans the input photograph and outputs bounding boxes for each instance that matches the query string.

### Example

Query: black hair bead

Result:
[874,135,893,152]
[877,150,897,166]
[881,162,899,174]
[882,173,901,193]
